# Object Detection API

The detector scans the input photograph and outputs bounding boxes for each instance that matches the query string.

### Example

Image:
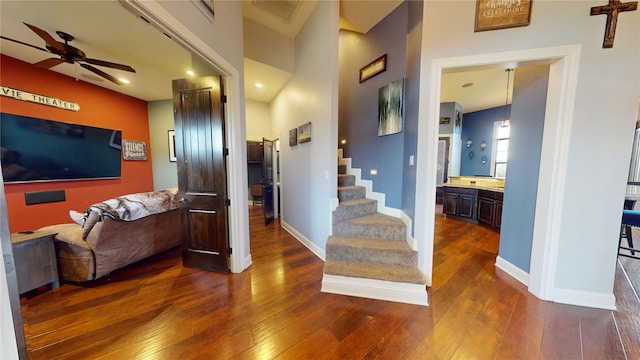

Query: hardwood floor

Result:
[19,206,640,359]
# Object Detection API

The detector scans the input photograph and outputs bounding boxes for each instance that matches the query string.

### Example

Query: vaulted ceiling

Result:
[0,1,509,113]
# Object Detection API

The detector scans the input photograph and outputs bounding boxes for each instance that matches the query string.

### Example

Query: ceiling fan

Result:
[0,22,136,85]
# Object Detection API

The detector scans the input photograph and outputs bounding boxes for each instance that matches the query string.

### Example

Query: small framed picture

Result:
[168,130,177,162]
[289,128,297,146]
[360,54,387,83]
[298,122,311,143]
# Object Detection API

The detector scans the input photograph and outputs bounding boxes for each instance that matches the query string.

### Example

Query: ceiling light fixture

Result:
[501,68,513,127]
[255,83,263,88]
[186,70,194,77]
[119,78,129,84]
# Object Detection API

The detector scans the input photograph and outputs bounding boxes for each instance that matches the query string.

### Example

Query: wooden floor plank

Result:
[15,206,638,359]
[539,303,583,359]
[614,258,640,360]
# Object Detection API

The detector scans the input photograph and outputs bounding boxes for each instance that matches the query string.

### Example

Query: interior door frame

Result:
[415,45,581,302]
[122,1,250,273]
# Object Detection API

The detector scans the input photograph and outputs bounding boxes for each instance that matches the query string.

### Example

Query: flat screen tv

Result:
[0,113,122,183]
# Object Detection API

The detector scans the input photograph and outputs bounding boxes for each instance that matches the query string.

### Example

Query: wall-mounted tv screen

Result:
[0,113,122,183]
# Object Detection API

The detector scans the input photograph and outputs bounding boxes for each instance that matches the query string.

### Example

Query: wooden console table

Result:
[11,230,59,294]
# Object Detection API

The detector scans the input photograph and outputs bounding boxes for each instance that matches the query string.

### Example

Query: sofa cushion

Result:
[38,223,90,250]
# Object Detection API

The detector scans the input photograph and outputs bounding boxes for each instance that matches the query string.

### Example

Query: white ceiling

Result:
[0,1,191,102]
[441,68,514,114]
[0,1,510,112]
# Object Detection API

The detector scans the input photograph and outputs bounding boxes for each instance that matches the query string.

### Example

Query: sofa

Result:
[38,188,182,282]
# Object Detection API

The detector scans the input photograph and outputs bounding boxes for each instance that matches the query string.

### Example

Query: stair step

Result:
[323,260,426,285]
[334,213,406,241]
[333,198,377,223]
[338,164,347,174]
[338,174,355,187]
[326,236,417,266]
[338,186,366,201]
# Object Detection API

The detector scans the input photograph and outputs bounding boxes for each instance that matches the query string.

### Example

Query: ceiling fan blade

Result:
[85,58,136,73]
[33,58,65,69]
[23,22,66,53]
[0,35,50,53]
[80,63,123,85]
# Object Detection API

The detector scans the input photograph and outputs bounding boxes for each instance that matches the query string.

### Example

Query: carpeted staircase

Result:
[321,157,428,305]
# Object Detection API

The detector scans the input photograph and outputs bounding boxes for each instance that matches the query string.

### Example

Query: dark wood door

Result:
[173,76,229,273]
[262,138,274,225]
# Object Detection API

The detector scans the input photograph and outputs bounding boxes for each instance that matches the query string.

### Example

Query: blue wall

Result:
[499,65,549,272]
[338,3,408,209]
[460,105,511,176]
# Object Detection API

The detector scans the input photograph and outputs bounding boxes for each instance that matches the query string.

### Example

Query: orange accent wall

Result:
[1,55,153,232]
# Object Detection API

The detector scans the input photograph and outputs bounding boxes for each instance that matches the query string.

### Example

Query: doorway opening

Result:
[416,45,582,303]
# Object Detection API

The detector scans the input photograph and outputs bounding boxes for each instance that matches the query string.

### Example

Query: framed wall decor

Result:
[359,54,387,83]
[298,122,312,144]
[168,130,177,162]
[474,0,532,32]
[378,78,404,136]
[289,128,297,146]
[122,140,147,161]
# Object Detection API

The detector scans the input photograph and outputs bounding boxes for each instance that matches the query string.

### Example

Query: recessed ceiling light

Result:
[119,78,130,84]
[462,82,474,88]
[255,83,263,88]
[186,70,194,77]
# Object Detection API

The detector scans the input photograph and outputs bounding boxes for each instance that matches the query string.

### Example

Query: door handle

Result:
[178,197,188,204]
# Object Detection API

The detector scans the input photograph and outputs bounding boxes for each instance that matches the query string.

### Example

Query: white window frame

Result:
[490,120,510,178]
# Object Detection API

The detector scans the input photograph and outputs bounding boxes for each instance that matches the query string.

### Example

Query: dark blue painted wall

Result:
[460,105,511,176]
[499,65,549,272]
[338,3,408,209]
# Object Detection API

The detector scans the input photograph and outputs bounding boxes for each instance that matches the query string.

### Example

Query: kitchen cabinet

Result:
[477,189,503,231]
[443,186,478,223]
[247,141,263,163]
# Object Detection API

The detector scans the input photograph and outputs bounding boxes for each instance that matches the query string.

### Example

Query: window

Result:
[491,121,510,178]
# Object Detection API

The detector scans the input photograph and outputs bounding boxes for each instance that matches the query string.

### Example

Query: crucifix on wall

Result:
[590,0,638,48]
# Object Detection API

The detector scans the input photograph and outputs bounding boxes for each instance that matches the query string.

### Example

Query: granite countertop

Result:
[442,183,505,193]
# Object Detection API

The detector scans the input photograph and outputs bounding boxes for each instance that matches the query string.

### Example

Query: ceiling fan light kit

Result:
[0,22,136,85]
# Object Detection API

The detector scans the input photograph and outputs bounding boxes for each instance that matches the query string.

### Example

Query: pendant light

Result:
[501,68,513,127]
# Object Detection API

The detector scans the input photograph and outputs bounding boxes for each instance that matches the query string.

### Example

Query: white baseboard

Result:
[553,288,617,310]
[281,220,326,260]
[321,274,428,306]
[495,256,617,310]
[495,256,530,286]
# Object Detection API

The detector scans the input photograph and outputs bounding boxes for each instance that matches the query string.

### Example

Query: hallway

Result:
[17,206,640,359]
